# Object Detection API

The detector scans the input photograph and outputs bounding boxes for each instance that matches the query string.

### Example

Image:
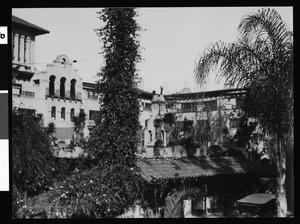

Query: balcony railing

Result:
[45,88,82,101]
[87,94,98,100]
[20,91,35,98]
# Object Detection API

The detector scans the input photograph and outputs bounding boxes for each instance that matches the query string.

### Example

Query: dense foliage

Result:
[85,7,142,216]
[87,8,141,168]
[12,109,56,216]
[15,165,144,218]
[12,109,56,197]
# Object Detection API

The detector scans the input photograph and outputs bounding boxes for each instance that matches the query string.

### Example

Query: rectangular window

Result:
[61,108,65,119]
[182,103,197,113]
[203,100,217,112]
[166,103,174,109]
[89,110,100,121]
[70,108,74,119]
[236,97,244,109]
[144,103,152,111]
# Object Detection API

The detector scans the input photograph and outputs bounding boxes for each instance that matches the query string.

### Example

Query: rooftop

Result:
[12,15,50,36]
[137,156,260,183]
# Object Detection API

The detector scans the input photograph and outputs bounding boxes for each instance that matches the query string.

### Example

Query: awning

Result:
[236,193,275,206]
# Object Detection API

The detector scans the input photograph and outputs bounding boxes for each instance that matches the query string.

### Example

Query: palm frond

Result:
[164,187,203,218]
[238,8,292,53]
[194,41,232,87]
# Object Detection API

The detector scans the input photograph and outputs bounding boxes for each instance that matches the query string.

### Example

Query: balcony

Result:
[45,87,82,102]
[20,91,35,98]
[87,94,98,100]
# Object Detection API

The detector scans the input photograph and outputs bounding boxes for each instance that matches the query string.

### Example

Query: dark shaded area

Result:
[165,88,247,101]
[0,94,8,139]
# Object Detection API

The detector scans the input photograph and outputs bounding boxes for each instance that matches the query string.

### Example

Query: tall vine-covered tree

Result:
[194,8,293,217]
[86,7,143,216]
[88,7,141,166]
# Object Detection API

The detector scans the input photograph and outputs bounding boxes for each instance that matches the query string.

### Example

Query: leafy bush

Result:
[154,118,163,128]
[16,165,143,218]
[12,109,56,197]
[163,113,176,126]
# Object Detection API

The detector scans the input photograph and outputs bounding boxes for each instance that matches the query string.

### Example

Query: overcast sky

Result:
[12,7,293,94]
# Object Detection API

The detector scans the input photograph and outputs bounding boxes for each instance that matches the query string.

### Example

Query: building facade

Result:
[139,88,247,156]
[12,16,101,156]
[12,15,249,159]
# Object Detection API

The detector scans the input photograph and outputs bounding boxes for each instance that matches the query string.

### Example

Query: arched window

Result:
[148,130,153,141]
[70,79,76,99]
[161,130,164,140]
[51,106,56,118]
[70,108,75,119]
[60,77,66,98]
[49,75,56,96]
[61,107,65,119]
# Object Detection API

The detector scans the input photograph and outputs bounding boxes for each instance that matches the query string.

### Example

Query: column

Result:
[19,35,25,63]
[24,36,31,64]
[13,33,19,62]
[11,33,14,60]
[30,38,35,64]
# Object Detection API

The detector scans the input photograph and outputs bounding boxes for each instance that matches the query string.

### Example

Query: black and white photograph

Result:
[11,7,293,218]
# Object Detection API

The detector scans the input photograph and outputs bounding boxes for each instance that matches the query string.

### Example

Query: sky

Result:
[12,7,293,94]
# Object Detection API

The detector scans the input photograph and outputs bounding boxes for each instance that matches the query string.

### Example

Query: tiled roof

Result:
[137,157,260,183]
[53,127,74,140]
[12,15,50,35]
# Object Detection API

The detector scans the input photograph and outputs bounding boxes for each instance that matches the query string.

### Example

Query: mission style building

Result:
[12,15,247,157]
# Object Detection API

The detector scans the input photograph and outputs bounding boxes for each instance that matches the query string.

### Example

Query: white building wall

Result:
[13,54,102,140]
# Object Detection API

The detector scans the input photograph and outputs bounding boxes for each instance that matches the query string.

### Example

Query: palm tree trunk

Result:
[286,139,294,215]
[276,137,287,217]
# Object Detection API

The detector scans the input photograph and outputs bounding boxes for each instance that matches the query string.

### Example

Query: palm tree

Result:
[45,122,57,147]
[71,111,87,147]
[194,8,293,217]
[164,187,203,218]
